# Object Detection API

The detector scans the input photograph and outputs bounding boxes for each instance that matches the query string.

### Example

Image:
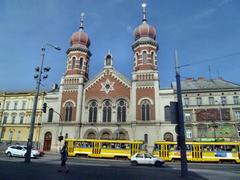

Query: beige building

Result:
[0,91,45,149]
[172,77,240,142]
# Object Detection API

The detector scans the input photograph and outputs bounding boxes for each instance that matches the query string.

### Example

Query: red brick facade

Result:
[136,88,155,120]
[85,74,130,102]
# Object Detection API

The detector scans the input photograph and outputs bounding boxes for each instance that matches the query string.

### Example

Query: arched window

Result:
[64,102,73,121]
[106,55,112,66]
[80,58,83,69]
[164,132,173,141]
[71,57,76,69]
[48,108,54,122]
[117,100,127,122]
[164,106,170,121]
[151,52,154,64]
[142,51,147,64]
[101,132,110,140]
[141,100,150,121]
[87,132,97,139]
[103,100,111,122]
[89,101,98,123]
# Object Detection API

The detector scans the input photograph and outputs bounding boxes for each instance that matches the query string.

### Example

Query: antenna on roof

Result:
[208,65,212,80]
[217,69,220,79]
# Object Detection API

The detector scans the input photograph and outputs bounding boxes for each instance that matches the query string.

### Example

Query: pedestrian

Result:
[58,142,69,173]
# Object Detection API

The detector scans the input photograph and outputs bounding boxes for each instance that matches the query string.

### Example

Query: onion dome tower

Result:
[66,13,91,80]
[132,3,158,72]
[131,3,160,122]
[59,13,91,127]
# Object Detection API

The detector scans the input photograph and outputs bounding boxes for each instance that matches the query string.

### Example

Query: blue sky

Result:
[0,0,240,91]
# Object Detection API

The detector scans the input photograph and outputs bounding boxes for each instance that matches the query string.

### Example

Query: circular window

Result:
[105,84,110,89]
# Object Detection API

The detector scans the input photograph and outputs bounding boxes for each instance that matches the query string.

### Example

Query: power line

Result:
[181,51,240,67]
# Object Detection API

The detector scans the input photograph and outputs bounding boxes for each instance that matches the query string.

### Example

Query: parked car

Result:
[130,152,165,167]
[5,145,40,158]
[37,148,45,156]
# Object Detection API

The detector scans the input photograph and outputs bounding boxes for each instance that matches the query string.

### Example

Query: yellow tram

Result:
[65,138,145,159]
[152,141,240,163]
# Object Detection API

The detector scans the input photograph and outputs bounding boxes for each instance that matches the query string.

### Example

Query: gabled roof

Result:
[171,78,240,92]
[85,68,131,90]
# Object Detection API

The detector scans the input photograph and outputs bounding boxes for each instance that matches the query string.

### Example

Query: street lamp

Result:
[25,43,61,163]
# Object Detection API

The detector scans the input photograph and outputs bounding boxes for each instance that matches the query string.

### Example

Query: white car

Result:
[131,152,165,167]
[5,145,40,158]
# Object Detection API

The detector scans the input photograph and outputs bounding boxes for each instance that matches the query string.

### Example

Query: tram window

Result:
[214,145,225,151]
[74,142,81,148]
[203,145,213,151]
[102,143,110,149]
[168,145,175,151]
[226,145,237,152]
[154,144,159,151]
[81,142,92,148]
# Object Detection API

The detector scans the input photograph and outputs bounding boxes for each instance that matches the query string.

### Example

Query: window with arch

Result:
[164,106,170,121]
[71,57,76,69]
[106,55,112,66]
[103,100,112,122]
[48,108,54,122]
[151,52,154,64]
[89,101,98,123]
[117,99,127,122]
[142,51,147,64]
[80,58,83,69]
[141,100,150,121]
[164,132,173,141]
[64,102,73,121]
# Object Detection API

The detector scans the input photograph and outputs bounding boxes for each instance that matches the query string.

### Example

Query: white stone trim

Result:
[137,97,154,105]
[62,100,76,107]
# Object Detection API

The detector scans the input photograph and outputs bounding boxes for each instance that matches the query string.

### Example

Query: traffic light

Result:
[58,135,63,142]
[42,103,47,113]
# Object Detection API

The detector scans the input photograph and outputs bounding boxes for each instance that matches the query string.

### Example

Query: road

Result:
[0,153,239,180]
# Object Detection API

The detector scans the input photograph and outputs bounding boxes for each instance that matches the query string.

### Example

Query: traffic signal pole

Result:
[175,50,188,177]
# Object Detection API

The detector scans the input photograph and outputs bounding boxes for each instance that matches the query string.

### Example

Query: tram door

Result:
[131,143,139,156]
[159,144,169,160]
[192,144,202,161]
[92,142,101,157]
[67,141,74,156]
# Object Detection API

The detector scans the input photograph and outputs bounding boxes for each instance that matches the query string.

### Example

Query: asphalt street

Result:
[0,153,239,180]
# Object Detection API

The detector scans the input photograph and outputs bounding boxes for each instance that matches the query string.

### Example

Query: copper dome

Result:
[134,22,156,41]
[70,30,90,47]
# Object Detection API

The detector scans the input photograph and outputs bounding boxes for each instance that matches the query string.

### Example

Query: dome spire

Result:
[142,2,147,22]
[79,12,85,31]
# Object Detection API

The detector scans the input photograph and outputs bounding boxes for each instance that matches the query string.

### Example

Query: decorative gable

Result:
[84,69,131,101]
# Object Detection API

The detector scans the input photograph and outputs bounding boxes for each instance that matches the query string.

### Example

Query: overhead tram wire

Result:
[179,51,240,68]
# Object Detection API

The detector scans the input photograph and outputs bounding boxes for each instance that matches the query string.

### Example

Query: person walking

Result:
[58,142,69,173]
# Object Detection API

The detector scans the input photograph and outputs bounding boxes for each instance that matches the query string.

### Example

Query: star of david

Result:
[100,79,115,94]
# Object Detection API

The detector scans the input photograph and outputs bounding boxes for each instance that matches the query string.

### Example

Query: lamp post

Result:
[25,44,61,163]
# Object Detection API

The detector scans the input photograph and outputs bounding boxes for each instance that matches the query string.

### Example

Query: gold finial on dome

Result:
[142,2,147,22]
[80,12,85,30]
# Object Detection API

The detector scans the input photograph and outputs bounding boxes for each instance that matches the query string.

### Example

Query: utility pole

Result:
[175,50,188,177]
[25,44,60,163]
